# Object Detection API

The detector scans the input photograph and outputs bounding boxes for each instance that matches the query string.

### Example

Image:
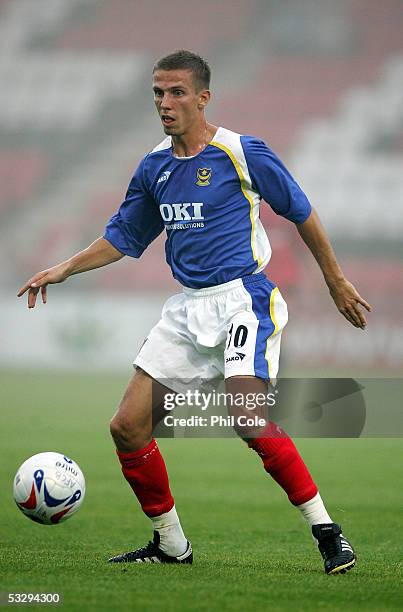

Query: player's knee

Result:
[109,415,134,445]
[109,414,149,449]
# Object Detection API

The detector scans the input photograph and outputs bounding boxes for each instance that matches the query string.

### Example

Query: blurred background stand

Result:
[1,0,402,376]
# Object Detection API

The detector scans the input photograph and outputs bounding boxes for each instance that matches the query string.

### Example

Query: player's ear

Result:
[198,89,211,109]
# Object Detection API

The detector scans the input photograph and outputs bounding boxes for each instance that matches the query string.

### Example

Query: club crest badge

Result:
[196,167,212,186]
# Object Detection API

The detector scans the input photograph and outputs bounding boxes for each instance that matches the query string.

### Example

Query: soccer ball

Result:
[13,452,85,525]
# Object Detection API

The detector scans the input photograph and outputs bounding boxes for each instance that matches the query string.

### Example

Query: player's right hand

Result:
[17,263,70,309]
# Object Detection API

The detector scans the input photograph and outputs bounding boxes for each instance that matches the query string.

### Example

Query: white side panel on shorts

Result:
[265,288,288,380]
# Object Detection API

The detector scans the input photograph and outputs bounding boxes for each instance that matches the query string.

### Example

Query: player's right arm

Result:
[17,237,124,308]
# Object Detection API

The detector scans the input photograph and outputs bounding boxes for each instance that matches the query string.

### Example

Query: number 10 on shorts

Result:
[224,319,258,378]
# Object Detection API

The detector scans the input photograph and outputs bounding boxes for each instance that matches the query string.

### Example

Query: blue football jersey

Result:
[104,127,311,288]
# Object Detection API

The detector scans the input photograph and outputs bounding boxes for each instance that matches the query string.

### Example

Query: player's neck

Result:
[172,122,218,158]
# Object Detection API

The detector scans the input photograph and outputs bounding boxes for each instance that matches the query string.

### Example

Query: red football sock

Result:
[248,422,318,506]
[117,439,174,517]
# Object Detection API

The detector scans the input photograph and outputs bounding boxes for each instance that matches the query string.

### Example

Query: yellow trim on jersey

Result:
[210,140,261,266]
[265,287,280,377]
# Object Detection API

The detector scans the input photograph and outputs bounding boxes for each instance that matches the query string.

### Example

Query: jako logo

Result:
[157,171,171,184]
[225,352,246,363]
[159,202,204,222]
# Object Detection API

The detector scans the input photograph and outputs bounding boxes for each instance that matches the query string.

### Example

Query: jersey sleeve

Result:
[103,156,164,258]
[241,136,312,223]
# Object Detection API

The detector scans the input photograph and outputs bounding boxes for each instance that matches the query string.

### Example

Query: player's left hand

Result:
[329,279,372,329]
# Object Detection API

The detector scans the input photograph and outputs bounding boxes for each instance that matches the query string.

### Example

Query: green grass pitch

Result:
[0,369,402,611]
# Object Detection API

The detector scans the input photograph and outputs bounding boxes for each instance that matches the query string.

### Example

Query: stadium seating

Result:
[0,53,145,130]
[0,150,48,215]
[290,54,403,238]
[0,0,402,294]
[56,0,258,53]
[0,0,81,51]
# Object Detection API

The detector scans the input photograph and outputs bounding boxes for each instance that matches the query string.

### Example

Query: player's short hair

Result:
[153,50,211,92]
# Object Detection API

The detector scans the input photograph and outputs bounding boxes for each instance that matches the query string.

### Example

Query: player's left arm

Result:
[241,137,372,329]
[296,207,372,329]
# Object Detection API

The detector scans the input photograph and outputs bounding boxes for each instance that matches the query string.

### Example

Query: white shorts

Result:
[134,273,288,386]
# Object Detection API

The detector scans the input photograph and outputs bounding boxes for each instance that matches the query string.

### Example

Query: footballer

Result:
[18,50,371,574]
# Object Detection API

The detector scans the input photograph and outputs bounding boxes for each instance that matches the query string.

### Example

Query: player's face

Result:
[153,69,209,136]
